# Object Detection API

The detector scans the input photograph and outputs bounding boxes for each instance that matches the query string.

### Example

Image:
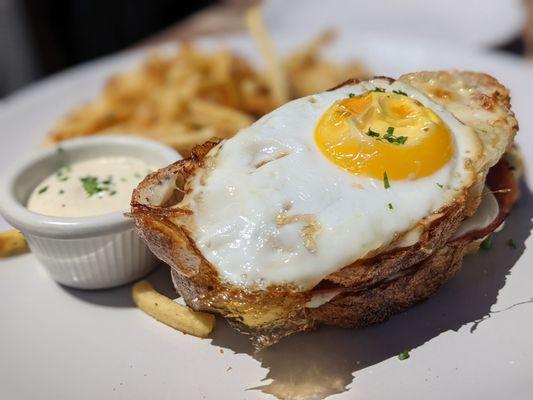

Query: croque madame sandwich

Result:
[130,71,519,349]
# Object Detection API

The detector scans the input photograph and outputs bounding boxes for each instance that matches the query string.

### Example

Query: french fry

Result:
[188,99,254,134]
[284,29,368,97]
[132,279,215,338]
[0,229,29,257]
[245,5,289,106]
[284,29,336,70]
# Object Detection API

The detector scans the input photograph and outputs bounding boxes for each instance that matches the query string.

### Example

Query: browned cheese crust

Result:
[130,71,519,348]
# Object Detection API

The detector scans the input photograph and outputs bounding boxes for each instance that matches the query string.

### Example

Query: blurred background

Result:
[0,0,217,97]
[0,0,531,97]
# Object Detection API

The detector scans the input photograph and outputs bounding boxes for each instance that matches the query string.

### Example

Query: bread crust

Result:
[309,241,468,328]
[130,71,518,347]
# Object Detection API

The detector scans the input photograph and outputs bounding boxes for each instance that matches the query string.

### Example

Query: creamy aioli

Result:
[27,156,156,217]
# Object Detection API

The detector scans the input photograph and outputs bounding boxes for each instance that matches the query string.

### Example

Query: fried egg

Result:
[182,78,482,290]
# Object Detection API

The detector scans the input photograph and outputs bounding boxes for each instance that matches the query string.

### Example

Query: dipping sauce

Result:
[27,156,156,217]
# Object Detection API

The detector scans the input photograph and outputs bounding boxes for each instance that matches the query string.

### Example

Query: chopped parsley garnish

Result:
[381,127,408,145]
[80,176,114,197]
[38,186,48,194]
[383,171,390,189]
[365,127,407,145]
[56,146,70,170]
[56,165,71,180]
[393,89,408,96]
[110,191,117,196]
[388,203,394,210]
[480,235,492,251]
[371,87,385,93]
[507,239,517,249]
[348,93,356,98]
[391,135,408,145]
[80,176,102,196]
[59,189,65,195]
[436,182,444,189]
[398,350,410,361]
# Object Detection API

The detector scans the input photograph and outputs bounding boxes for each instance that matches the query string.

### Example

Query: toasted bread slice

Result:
[131,71,518,348]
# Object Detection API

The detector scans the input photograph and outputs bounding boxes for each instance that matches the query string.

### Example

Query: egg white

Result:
[183,78,482,290]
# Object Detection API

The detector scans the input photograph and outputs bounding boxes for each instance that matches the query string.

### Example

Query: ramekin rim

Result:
[0,135,180,239]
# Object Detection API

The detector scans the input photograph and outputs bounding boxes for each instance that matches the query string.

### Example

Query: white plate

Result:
[263,0,525,48]
[0,30,532,400]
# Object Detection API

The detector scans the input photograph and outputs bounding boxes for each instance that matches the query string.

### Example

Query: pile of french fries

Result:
[48,7,367,156]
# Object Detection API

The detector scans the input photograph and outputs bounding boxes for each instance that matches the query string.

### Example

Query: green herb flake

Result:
[394,135,408,145]
[398,350,410,361]
[38,186,49,194]
[59,189,65,195]
[367,129,380,137]
[59,176,69,182]
[388,203,394,210]
[480,235,492,251]
[372,87,385,93]
[80,175,118,197]
[507,239,517,249]
[56,165,71,178]
[348,93,356,98]
[380,127,407,145]
[436,182,444,189]
[80,176,100,196]
[393,89,408,96]
[383,171,390,189]
[134,173,142,179]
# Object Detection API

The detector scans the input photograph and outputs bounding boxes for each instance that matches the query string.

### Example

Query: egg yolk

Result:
[314,91,454,180]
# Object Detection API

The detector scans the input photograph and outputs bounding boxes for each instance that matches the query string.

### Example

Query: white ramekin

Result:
[0,135,181,289]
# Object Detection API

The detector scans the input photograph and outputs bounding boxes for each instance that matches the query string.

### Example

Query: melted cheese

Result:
[452,188,499,239]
